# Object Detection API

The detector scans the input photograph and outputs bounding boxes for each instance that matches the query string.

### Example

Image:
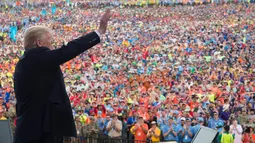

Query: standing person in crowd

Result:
[102,115,111,138]
[241,127,255,143]
[119,116,128,139]
[147,121,161,142]
[162,117,177,142]
[106,114,123,139]
[97,111,105,135]
[208,111,224,143]
[182,118,193,143]
[230,119,243,143]
[127,111,138,128]
[72,115,83,143]
[77,109,88,125]
[245,117,255,129]
[81,116,100,143]
[192,117,204,136]
[218,125,234,143]
[238,109,249,125]
[131,115,148,142]
[176,117,186,143]
[1,1,255,143]
[0,97,4,111]
[13,9,112,143]
[0,109,7,120]
[4,100,16,133]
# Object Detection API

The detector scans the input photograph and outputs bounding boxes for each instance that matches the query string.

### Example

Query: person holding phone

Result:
[147,121,161,142]
[230,120,243,143]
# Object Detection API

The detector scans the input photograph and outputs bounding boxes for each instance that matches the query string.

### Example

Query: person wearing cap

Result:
[208,111,224,143]
[162,117,177,142]
[157,110,168,128]
[97,111,105,132]
[175,117,186,143]
[131,115,148,142]
[84,101,92,115]
[147,121,160,142]
[182,118,193,143]
[102,115,111,137]
[172,110,179,125]
[191,117,204,136]
[209,111,224,131]
[106,113,122,138]
[107,108,114,117]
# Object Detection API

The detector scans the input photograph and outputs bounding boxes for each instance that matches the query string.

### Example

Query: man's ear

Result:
[35,40,42,47]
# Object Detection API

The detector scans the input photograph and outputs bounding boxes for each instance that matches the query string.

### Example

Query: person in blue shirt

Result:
[104,99,112,111]
[157,110,168,129]
[175,117,186,143]
[172,110,180,125]
[182,118,193,143]
[208,111,224,132]
[192,117,204,136]
[208,111,224,143]
[97,111,105,131]
[127,111,138,128]
[103,116,111,136]
[84,100,91,115]
[162,117,177,142]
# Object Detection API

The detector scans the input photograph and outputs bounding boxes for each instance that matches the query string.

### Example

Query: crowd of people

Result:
[1,0,255,143]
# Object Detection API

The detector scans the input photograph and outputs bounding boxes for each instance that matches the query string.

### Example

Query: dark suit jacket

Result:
[13,32,100,143]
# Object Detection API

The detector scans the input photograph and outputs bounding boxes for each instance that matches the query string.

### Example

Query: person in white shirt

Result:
[230,120,243,143]
[106,114,122,138]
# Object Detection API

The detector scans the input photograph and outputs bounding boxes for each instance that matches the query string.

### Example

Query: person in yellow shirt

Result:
[76,109,87,125]
[0,109,7,120]
[147,121,161,142]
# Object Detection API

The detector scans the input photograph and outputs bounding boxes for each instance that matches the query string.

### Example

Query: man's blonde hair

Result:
[24,26,52,49]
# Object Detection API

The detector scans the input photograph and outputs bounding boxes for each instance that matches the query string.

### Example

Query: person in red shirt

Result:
[188,94,199,111]
[242,127,255,143]
[94,104,106,118]
[131,116,148,142]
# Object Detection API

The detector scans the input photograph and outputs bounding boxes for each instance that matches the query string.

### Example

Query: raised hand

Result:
[98,9,111,35]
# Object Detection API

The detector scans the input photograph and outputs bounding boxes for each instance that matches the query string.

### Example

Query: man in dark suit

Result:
[13,10,111,143]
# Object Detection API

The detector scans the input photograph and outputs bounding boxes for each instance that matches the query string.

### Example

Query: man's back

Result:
[13,30,102,143]
[14,47,76,142]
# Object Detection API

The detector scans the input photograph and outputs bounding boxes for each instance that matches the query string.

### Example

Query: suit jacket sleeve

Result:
[31,31,100,69]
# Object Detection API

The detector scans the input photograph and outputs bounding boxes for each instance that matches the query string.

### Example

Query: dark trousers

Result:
[14,134,63,143]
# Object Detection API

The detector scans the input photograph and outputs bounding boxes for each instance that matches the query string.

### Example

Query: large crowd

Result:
[0,0,255,143]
